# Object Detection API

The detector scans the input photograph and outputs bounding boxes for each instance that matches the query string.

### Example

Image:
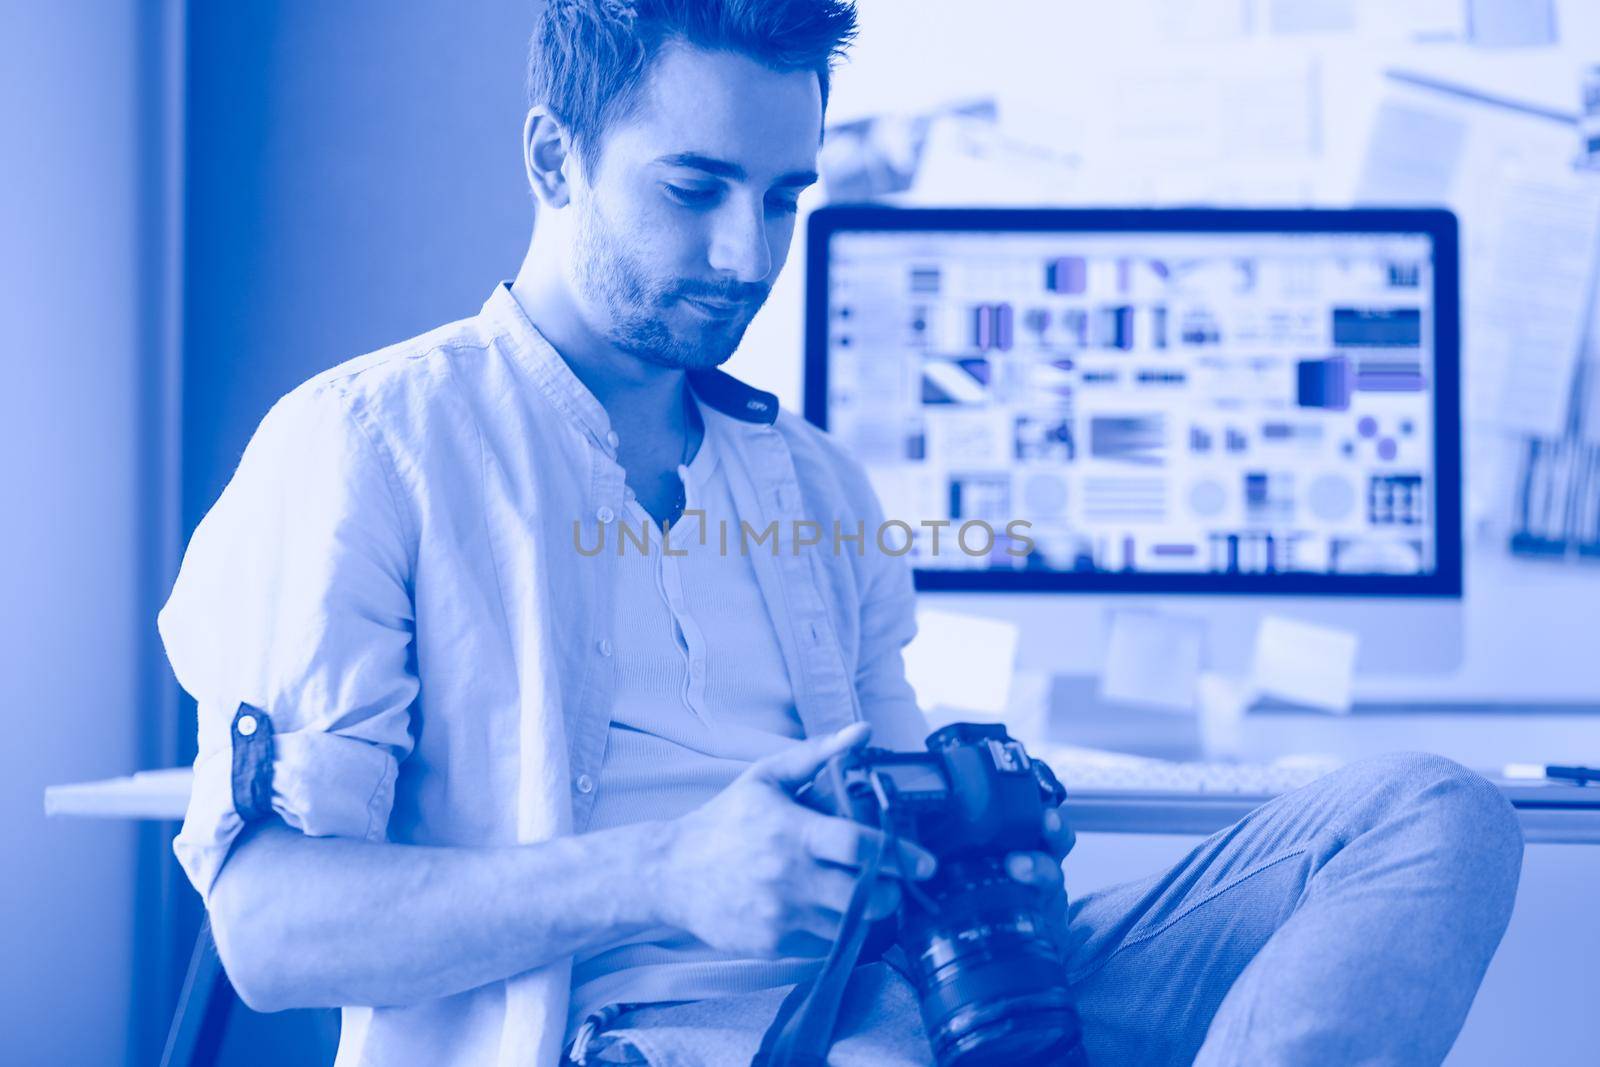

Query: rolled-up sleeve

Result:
[160,383,418,902]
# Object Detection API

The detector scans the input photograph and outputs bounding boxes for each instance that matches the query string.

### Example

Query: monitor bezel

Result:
[803,205,1463,597]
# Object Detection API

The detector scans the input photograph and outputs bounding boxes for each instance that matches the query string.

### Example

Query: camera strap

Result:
[751,833,888,1067]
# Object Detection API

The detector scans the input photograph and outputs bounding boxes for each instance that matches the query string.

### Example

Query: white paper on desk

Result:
[1099,610,1206,713]
[903,609,1018,717]
[1252,616,1358,714]
[1196,672,1256,759]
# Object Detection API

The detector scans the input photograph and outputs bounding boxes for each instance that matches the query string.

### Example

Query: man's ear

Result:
[523,107,576,209]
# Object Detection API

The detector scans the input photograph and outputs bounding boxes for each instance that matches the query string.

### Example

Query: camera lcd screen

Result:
[874,762,949,796]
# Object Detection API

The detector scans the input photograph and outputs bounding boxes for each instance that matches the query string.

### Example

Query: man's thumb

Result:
[753,722,870,791]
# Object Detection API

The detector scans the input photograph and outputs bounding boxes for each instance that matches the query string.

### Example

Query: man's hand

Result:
[1005,804,1078,959]
[655,723,938,959]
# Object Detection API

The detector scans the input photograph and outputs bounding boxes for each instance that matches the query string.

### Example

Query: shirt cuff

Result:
[173,724,400,903]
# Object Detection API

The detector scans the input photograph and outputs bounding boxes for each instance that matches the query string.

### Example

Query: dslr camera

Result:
[797,723,1089,1066]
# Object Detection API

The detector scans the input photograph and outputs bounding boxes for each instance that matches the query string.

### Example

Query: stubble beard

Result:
[573,197,763,371]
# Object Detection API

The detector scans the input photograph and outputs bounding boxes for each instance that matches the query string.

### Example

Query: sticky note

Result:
[1099,610,1206,712]
[902,609,1019,716]
[1196,672,1256,759]
[1252,616,1358,713]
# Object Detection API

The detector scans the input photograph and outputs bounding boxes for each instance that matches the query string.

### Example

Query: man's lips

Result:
[680,295,747,319]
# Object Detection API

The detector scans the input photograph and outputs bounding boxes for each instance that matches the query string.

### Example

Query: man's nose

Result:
[707,199,773,285]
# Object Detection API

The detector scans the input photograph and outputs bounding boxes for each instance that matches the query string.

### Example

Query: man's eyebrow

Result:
[655,152,818,188]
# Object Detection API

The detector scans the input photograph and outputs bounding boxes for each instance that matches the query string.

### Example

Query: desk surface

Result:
[45,766,1600,844]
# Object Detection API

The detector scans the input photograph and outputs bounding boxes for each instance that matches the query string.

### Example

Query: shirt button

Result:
[690,660,704,676]
[596,505,615,524]
[575,774,594,795]
[236,714,258,737]
[597,638,613,657]
[605,430,620,448]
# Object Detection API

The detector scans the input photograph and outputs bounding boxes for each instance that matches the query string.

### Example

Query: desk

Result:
[46,762,1600,842]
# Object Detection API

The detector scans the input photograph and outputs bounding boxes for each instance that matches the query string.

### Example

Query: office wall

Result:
[0,2,149,1064]
[183,0,535,536]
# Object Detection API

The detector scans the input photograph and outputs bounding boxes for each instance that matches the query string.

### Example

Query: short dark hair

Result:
[527,0,858,172]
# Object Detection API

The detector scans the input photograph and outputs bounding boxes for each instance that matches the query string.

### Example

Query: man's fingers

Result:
[1005,851,1065,891]
[752,723,870,791]
[864,878,902,921]
[1042,804,1077,861]
[804,863,905,919]
[802,816,937,880]
[808,864,863,914]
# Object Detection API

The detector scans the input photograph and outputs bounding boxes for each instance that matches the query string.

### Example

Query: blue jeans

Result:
[576,753,1524,1065]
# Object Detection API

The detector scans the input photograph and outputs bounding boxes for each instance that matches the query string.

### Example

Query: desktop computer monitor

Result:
[805,207,1463,681]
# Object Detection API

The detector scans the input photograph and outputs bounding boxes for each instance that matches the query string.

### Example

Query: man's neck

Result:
[508,253,689,438]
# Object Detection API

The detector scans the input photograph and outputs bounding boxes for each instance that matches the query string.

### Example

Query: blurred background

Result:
[5,1,1598,1064]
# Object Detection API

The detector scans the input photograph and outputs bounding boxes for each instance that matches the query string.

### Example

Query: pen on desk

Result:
[1503,763,1600,785]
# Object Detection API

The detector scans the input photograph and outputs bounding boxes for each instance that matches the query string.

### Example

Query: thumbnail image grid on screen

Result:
[823,230,1439,580]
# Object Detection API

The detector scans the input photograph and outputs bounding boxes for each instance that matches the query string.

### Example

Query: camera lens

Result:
[899,858,1088,1066]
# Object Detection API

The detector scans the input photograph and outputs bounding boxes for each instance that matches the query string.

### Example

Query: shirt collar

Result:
[481,282,781,450]
[482,282,616,450]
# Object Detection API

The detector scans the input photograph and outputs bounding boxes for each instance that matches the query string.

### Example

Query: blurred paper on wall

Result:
[1152,0,1255,43]
[1356,99,1468,203]
[1465,0,1559,48]
[1361,0,1465,42]
[818,99,999,203]
[820,98,1090,207]
[905,111,1086,206]
[1268,0,1357,35]
[1099,610,1207,712]
[1473,169,1600,436]
[1102,55,1320,165]
[1057,51,1324,204]
[1365,73,1600,437]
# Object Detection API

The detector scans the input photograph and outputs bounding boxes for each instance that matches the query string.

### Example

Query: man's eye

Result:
[766,196,801,215]
[664,184,718,206]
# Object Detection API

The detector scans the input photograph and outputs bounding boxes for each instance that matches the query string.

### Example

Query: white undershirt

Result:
[567,397,821,1038]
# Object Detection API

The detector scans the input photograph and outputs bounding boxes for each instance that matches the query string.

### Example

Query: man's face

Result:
[564,44,822,369]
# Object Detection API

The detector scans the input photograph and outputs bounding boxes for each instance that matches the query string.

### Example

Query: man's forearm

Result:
[208,819,674,1012]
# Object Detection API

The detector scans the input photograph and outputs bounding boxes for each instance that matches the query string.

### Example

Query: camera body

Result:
[797,723,1089,1066]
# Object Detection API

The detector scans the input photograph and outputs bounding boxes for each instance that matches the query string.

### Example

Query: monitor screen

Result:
[806,208,1461,594]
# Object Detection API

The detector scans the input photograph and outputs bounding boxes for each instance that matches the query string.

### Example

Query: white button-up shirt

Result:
[159,283,927,1066]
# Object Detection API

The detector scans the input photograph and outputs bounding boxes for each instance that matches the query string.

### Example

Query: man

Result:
[160,2,1523,1064]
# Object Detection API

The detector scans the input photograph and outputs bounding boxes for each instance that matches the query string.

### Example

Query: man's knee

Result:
[1345,751,1523,902]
